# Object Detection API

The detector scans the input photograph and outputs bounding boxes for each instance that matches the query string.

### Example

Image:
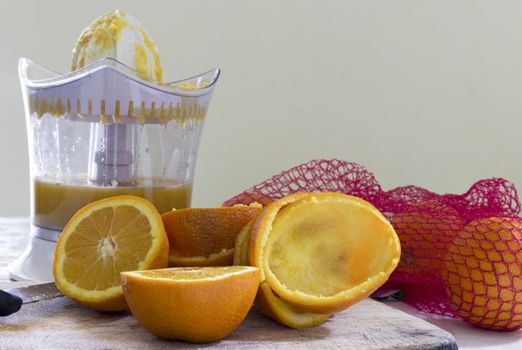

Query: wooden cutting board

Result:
[0,283,457,350]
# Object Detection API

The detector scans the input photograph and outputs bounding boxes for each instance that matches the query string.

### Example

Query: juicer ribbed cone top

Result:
[10,58,220,281]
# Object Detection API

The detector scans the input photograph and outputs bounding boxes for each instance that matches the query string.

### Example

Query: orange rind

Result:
[162,205,261,266]
[169,249,234,267]
[255,282,332,329]
[258,193,401,314]
[233,215,331,328]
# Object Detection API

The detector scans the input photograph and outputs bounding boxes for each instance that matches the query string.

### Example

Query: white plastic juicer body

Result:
[9,58,220,281]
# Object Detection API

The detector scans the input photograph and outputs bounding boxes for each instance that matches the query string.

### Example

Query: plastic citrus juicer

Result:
[9,10,220,281]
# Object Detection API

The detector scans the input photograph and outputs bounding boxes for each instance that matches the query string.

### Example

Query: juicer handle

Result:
[0,289,22,316]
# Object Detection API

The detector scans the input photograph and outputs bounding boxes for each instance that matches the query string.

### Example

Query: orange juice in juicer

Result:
[9,10,220,281]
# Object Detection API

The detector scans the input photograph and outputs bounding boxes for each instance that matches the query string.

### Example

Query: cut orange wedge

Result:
[250,192,401,314]
[52,195,169,311]
[121,267,259,342]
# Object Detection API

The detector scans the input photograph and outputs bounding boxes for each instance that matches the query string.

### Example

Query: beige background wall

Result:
[1,0,522,216]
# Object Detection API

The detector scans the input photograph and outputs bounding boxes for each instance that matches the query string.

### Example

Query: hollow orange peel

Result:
[249,192,401,314]
[233,215,331,329]
[162,205,261,266]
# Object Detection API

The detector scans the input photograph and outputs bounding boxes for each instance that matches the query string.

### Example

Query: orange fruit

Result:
[233,217,331,328]
[246,192,401,315]
[443,217,522,331]
[162,204,261,266]
[121,266,260,342]
[391,200,464,277]
[53,195,169,311]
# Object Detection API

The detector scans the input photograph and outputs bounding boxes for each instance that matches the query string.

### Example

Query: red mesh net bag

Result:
[223,159,522,330]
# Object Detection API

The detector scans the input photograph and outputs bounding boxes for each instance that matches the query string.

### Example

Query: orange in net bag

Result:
[224,159,522,330]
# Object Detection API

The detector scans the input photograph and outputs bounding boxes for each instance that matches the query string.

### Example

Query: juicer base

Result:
[8,234,56,282]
